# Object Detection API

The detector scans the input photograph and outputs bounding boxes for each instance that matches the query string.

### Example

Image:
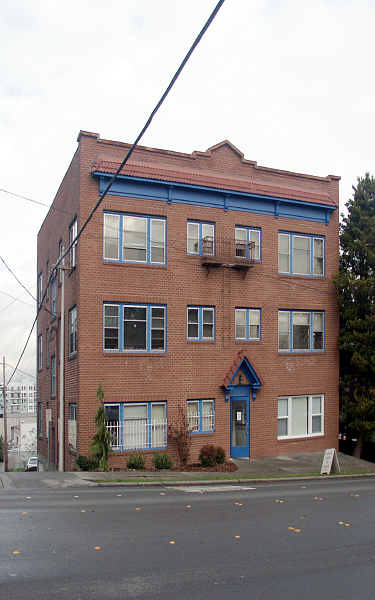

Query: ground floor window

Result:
[104,402,167,451]
[68,403,77,449]
[187,399,215,433]
[277,394,324,439]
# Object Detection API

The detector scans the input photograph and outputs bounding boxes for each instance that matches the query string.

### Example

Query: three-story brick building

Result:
[37,131,339,470]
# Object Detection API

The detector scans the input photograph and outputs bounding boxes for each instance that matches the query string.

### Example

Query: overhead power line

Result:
[6,0,226,386]
[0,255,36,302]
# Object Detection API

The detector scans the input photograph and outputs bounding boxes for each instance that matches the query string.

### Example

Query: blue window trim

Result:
[51,355,56,397]
[278,310,325,353]
[104,401,167,452]
[235,226,261,261]
[187,399,215,434]
[235,308,261,341]
[103,211,167,265]
[103,302,167,353]
[278,231,325,277]
[187,305,216,341]
[187,220,216,256]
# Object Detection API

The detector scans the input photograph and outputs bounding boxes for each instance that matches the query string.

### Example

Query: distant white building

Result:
[0,383,37,415]
[0,383,37,468]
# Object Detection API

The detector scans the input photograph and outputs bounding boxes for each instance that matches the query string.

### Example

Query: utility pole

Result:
[3,356,8,472]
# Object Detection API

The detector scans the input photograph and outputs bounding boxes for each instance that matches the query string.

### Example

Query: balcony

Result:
[200,237,255,275]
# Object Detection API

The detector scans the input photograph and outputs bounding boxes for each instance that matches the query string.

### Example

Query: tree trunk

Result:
[353,434,364,458]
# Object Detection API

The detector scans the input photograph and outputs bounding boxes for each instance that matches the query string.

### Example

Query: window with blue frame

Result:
[51,355,56,397]
[51,275,57,318]
[187,221,215,256]
[278,232,324,276]
[104,402,167,451]
[235,308,261,340]
[278,310,324,352]
[187,306,215,341]
[187,399,215,433]
[235,226,261,260]
[37,272,43,307]
[103,303,166,352]
[103,212,166,265]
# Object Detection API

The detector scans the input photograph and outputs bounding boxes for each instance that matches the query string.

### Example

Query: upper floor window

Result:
[51,275,57,318]
[58,240,63,283]
[187,306,215,341]
[103,303,166,353]
[37,334,43,371]
[69,218,78,268]
[278,310,324,352]
[235,308,261,341]
[103,212,166,265]
[46,328,49,369]
[235,227,260,260]
[69,306,77,355]
[51,355,56,397]
[187,221,215,256]
[278,232,324,276]
[37,272,43,307]
[278,394,324,439]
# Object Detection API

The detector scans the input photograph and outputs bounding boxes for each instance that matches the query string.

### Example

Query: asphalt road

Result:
[1,478,375,599]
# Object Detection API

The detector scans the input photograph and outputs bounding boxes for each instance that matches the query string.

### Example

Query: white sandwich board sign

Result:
[320,448,341,475]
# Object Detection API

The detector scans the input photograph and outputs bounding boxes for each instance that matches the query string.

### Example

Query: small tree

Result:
[336,174,375,456]
[90,384,112,471]
[168,406,192,468]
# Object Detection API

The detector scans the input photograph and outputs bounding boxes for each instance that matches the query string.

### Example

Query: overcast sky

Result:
[1,0,374,384]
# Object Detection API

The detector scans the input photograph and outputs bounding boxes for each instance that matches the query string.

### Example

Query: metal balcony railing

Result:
[201,237,255,273]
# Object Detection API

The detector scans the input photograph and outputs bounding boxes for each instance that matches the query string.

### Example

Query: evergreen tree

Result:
[337,174,375,456]
[90,384,112,471]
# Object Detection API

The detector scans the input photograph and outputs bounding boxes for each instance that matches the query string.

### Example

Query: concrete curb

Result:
[87,472,375,487]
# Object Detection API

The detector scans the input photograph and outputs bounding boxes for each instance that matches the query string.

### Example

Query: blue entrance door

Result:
[230,394,249,458]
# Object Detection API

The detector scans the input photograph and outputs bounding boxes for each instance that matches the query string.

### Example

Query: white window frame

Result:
[235,308,261,341]
[37,272,43,306]
[37,334,43,371]
[235,227,261,260]
[69,218,78,268]
[69,306,77,355]
[187,306,215,341]
[278,232,325,277]
[277,394,324,439]
[187,399,215,433]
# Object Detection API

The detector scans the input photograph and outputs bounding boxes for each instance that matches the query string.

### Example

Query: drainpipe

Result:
[58,252,65,472]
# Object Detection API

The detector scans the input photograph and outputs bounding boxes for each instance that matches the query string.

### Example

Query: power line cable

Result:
[6,0,226,386]
[0,255,35,302]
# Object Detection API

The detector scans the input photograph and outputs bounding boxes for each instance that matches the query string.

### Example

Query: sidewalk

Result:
[77,451,375,485]
[1,452,375,490]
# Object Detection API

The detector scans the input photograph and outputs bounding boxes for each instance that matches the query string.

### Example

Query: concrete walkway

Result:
[1,452,374,490]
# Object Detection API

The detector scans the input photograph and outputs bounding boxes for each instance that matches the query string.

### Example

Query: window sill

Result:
[189,431,215,435]
[278,273,325,280]
[235,339,261,343]
[103,352,167,357]
[102,260,167,270]
[278,434,324,442]
[68,352,77,361]
[187,339,216,343]
[278,350,325,355]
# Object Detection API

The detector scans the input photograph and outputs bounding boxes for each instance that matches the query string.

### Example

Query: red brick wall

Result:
[37,132,339,469]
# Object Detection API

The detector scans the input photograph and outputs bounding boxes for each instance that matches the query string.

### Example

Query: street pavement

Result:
[1,477,375,599]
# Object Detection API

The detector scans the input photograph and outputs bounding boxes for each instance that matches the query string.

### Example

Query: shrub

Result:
[126,453,145,470]
[153,453,173,470]
[215,446,226,464]
[76,455,99,471]
[199,445,217,467]
[168,407,192,468]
